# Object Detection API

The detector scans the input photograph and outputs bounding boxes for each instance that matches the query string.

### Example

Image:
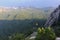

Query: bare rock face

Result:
[44,5,60,37]
[44,5,60,27]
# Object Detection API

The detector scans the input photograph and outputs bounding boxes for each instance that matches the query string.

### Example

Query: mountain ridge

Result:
[0,7,55,20]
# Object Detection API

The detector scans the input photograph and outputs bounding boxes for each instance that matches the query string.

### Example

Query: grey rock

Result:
[44,5,60,27]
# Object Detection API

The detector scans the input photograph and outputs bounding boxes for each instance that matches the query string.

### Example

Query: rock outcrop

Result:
[44,5,60,27]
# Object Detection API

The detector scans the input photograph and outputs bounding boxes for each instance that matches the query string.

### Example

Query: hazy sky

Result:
[0,0,60,8]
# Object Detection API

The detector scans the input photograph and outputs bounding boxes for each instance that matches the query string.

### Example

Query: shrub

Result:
[35,27,56,40]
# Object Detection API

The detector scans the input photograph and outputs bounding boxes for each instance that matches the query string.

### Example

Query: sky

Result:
[0,0,60,8]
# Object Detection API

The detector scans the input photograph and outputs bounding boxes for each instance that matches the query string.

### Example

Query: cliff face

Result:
[44,5,60,27]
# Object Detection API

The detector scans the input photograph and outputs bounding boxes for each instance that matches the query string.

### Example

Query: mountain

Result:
[44,5,60,37]
[44,5,60,27]
[0,7,55,40]
[0,7,54,20]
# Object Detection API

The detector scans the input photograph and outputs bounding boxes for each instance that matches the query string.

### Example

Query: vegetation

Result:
[53,26,60,37]
[0,7,55,40]
[9,33,25,40]
[0,19,46,40]
[0,7,53,20]
[35,27,56,40]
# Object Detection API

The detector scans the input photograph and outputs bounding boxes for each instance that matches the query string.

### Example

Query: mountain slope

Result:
[0,7,54,20]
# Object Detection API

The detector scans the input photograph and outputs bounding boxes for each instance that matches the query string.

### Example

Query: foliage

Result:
[53,26,60,37]
[25,29,33,37]
[9,33,25,40]
[35,27,56,40]
[0,19,46,40]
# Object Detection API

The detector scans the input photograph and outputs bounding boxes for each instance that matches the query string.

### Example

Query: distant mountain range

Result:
[0,7,55,20]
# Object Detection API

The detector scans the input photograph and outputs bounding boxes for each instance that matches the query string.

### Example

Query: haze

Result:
[0,0,60,8]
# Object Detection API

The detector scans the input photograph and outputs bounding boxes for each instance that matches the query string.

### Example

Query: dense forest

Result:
[0,19,46,40]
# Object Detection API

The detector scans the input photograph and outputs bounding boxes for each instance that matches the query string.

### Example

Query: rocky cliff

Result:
[44,5,60,27]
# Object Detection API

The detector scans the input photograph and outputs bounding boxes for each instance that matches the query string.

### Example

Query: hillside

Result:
[0,7,55,40]
[0,7,54,20]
